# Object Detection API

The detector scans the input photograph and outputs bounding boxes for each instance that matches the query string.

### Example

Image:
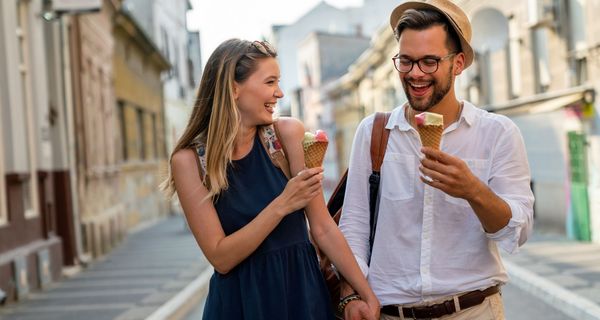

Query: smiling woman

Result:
[160,38,379,319]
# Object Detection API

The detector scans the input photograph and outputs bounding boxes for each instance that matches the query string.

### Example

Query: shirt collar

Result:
[386,103,411,131]
[386,100,477,131]
[460,100,477,127]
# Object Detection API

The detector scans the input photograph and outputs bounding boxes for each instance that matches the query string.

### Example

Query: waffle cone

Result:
[303,141,328,168]
[417,125,443,149]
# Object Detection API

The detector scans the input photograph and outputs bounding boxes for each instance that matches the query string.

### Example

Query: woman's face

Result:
[235,57,284,127]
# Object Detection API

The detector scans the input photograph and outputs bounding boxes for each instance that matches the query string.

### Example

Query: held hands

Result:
[419,147,483,201]
[277,167,323,214]
[344,299,379,320]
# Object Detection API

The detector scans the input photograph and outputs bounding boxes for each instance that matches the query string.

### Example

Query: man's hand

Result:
[344,300,375,320]
[419,147,483,201]
[419,147,512,232]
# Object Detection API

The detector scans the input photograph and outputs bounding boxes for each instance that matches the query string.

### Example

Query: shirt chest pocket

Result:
[381,153,416,201]
[445,158,489,207]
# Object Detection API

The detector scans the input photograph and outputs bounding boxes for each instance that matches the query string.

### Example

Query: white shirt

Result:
[339,101,534,306]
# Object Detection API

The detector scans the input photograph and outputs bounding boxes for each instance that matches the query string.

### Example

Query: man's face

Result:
[397,25,463,112]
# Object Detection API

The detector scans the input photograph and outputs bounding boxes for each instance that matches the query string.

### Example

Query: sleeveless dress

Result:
[201,133,335,320]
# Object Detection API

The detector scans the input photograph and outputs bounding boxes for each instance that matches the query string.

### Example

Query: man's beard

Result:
[402,66,454,112]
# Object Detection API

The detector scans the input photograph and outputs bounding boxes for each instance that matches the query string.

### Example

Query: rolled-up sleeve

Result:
[338,116,373,277]
[485,120,534,254]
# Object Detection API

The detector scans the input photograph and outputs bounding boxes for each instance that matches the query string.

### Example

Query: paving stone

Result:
[114,306,157,320]
[140,291,176,305]
[546,274,589,288]
[0,217,210,320]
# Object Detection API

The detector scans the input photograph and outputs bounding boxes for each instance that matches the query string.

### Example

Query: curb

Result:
[147,266,213,320]
[504,260,600,320]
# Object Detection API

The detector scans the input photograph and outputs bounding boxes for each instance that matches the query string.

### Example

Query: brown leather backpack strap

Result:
[370,112,392,171]
[367,111,391,264]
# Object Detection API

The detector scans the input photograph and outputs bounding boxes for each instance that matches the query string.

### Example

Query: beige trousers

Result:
[380,292,505,320]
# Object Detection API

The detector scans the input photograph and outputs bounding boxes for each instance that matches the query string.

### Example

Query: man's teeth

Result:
[265,103,275,108]
[410,83,430,88]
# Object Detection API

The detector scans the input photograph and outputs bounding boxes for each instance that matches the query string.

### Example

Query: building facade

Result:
[296,32,371,193]
[68,1,126,259]
[113,9,170,230]
[270,0,397,115]
[0,0,69,303]
[323,0,600,241]
[124,0,201,215]
[455,0,599,240]
[324,26,404,177]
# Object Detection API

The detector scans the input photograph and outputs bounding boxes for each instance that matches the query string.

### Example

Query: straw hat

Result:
[390,0,474,68]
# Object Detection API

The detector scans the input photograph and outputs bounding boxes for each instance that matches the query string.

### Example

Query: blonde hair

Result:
[160,39,277,200]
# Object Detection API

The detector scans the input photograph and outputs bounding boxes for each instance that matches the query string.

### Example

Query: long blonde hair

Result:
[160,39,277,200]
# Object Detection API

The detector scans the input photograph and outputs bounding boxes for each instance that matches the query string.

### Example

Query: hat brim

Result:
[390,2,473,69]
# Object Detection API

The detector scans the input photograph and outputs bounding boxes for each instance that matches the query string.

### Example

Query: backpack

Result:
[194,113,391,316]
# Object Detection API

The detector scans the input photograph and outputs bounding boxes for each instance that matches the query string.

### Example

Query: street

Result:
[184,283,574,319]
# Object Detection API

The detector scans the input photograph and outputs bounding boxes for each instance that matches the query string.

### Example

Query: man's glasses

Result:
[392,53,456,74]
[250,40,276,56]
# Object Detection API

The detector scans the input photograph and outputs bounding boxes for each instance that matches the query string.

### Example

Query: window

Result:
[506,15,522,99]
[136,108,145,160]
[566,0,588,86]
[531,28,551,93]
[0,89,6,227]
[151,113,158,159]
[574,57,587,86]
[118,101,128,161]
[142,111,155,160]
[16,0,39,219]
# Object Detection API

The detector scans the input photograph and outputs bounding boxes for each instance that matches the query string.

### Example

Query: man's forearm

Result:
[468,182,511,233]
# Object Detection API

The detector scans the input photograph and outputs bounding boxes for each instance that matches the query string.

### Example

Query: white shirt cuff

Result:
[485,202,525,254]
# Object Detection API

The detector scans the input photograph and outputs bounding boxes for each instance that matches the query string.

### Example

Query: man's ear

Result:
[454,52,466,76]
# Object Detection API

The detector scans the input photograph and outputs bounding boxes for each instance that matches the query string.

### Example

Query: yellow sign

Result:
[583,102,595,119]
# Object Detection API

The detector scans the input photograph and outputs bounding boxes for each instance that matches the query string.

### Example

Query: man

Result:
[338,0,534,319]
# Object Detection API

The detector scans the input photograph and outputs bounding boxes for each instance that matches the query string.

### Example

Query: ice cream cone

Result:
[302,130,329,168]
[415,112,444,150]
[303,141,328,168]
[417,125,443,150]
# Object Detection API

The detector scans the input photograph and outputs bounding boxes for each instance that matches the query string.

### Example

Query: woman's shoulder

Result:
[171,148,200,170]
[274,117,304,141]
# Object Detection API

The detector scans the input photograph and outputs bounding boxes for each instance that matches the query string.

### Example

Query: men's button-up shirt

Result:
[339,101,534,306]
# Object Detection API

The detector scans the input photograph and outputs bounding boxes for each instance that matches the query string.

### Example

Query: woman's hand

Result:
[275,167,323,215]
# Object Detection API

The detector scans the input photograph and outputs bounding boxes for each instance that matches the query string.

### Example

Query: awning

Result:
[490,86,595,117]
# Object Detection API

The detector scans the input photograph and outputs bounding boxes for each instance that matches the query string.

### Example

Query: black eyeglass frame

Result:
[392,52,457,74]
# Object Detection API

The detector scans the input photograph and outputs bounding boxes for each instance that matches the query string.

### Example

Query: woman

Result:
[162,39,379,319]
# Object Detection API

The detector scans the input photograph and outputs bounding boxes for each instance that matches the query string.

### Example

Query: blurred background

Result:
[0,0,599,319]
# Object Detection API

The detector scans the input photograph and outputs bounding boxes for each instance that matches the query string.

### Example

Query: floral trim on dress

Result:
[190,137,208,181]
[261,125,282,157]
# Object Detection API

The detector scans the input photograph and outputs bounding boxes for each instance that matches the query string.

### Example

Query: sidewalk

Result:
[0,216,212,320]
[2,218,599,320]
[503,232,600,320]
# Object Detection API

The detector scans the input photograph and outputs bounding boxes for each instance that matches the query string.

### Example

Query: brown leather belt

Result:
[381,285,500,319]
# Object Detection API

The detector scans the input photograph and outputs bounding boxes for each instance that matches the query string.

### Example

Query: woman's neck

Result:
[232,125,257,160]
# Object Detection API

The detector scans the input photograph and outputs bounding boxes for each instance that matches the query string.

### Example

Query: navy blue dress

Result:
[202,134,334,320]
